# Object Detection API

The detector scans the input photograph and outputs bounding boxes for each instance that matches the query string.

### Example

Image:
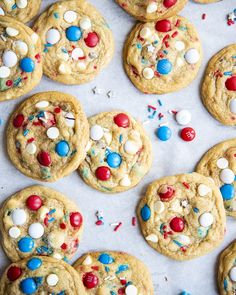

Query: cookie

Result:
[196,138,236,218]
[137,173,226,260]
[0,256,86,295]
[194,0,220,3]
[0,1,41,23]
[0,185,83,262]
[218,241,236,295]
[7,91,89,182]
[201,45,236,126]
[0,16,42,101]
[116,0,187,22]
[32,0,114,85]
[73,251,154,294]
[124,15,202,94]
[79,111,153,193]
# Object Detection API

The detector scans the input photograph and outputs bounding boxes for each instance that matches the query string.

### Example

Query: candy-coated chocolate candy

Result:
[46,28,61,44]
[27,257,42,270]
[70,212,83,228]
[107,152,122,168]
[3,50,18,68]
[220,168,235,184]
[225,76,236,91]
[13,114,24,128]
[230,99,236,113]
[147,2,157,13]
[84,32,99,47]
[83,272,99,289]
[140,204,151,221]
[28,222,44,239]
[180,127,196,141]
[230,266,236,282]
[216,158,228,169]
[12,208,27,225]
[90,125,104,140]
[114,113,130,128]
[199,212,213,227]
[157,59,172,75]
[80,16,92,30]
[20,278,37,294]
[64,10,77,23]
[98,253,114,264]
[7,266,22,281]
[9,226,21,238]
[26,195,43,211]
[163,0,177,8]
[55,140,70,157]
[95,166,111,181]
[176,110,191,126]
[156,126,172,141]
[125,284,138,295]
[169,217,185,232]
[220,184,235,200]
[159,185,175,202]
[20,57,35,72]
[18,236,34,253]
[155,19,171,32]
[37,151,52,166]
[66,26,82,41]
[184,48,199,64]
[46,274,59,286]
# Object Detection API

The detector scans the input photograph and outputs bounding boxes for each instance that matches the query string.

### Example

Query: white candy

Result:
[230,266,236,282]
[71,47,84,60]
[154,201,164,213]
[12,209,27,226]
[176,57,184,67]
[46,274,59,286]
[140,27,151,39]
[185,48,200,64]
[26,143,37,155]
[146,2,157,13]
[58,63,71,74]
[39,206,49,220]
[217,158,228,169]
[52,252,63,260]
[35,101,49,109]
[0,8,5,15]
[47,127,59,139]
[46,29,60,45]
[6,27,19,37]
[175,41,185,51]
[28,223,44,239]
[48,230,65,248]
[199,212,214,227]
[65,112,75,127]
[198,184,211,197]
[80,16,92,30]
[31,33,39,44]
[145,234,158,243]
[0,66,10,78]
[104,132,112,145]
[3,50,18,68]
[220,168,235,184]
[175,234,191,245]
[82,255,93,265]
[14,40,28,55]
[120,175,131,187]
[64,10,77,23]
[175,110,191,125]
[230,99,236,113]
[124,140,139,155]
[90,125,104,140]
[9,226,21,238]
[142,67,154,80]
[16,0,28,8]
[125,285,138,295]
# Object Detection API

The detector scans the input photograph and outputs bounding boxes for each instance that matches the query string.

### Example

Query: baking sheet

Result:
[0,1,236,294]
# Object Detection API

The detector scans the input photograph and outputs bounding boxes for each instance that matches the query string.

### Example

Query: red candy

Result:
[169,217,185,232]
[26,195,42,211]
[70,212,83,228]
[225,76,236,91]
[159,185,175,202]
[113,113,130,128]
[155,20,171,32]
[84,32,99,48]
[163,0,177,8]
[13,114,24,128]
[180,127,196,142]
[7,266,22,281]
[83,272,99,289]
[95,166,111,181]
[37,151,52,167]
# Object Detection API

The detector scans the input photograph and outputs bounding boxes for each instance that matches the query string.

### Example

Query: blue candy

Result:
[66,26,82,41]
[27,257,42,270]
[18,236,34,253]
[55,140,70,157]
[20,57,35,72]
[107,152,122,168]
[98,253,114,264]
[220,184,235,200]
[157,59,172,75]
[141,204,151,221]
[179,292,191,295]
[156,126,172,141]
[20,278,37,294]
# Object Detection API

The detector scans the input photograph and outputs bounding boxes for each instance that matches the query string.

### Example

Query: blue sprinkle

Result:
[12,4,17,9]
[49,209,56,215]
[193,207,199,213]
[23,129,29,136]
[57,292,65,295]
[224,278,228,291]
[53,12,60,18]
[179,292,191,295]
[115,264,129,274]
[98,253,114,264]
[154,40,159,45]
[105,266,110,273]
[110,292,116,295]
[44,43,53,47]
[173,240,183,247]
[34,277,43,288]
[48,217,55,223]
[119,134,123,143]
[61,48,68,53]
[224,71,232,76]
[28,115,34,121]
[158,99,163,106]
[136,43,142,49]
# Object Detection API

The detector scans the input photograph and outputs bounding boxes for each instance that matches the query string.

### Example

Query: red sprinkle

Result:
[61,243,67,250]
[183,182,190,189]
[60,223,66,229]
[95,220,103,226]
[132,217,136,226]
[202,13,206,20]
[54,107,61,113]
[114,222,122,232]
